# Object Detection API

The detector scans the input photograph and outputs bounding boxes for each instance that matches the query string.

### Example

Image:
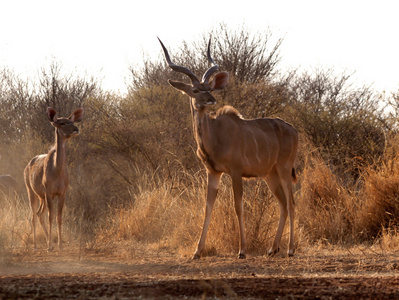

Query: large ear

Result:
[69,108,84,123]
[47,107,58,123]
[168,80,193,95]
[210,72,229,91]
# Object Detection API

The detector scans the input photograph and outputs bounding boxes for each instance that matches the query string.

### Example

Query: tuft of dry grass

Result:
[101,172,206,257]
[356,135,399,240]
[0,193,31,256]
[296,151,358,244]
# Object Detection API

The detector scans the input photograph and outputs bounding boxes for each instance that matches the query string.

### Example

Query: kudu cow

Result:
[24,107,84,251]
[159,38,298,259]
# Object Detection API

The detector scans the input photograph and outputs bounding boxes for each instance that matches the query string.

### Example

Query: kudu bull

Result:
[159,38,298,259]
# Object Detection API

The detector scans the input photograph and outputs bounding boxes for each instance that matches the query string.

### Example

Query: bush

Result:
[289,69,386,180]
[356,134,399,239]
[296,141,358,243]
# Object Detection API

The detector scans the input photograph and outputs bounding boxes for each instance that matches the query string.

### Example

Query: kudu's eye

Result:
[192,88,200,94]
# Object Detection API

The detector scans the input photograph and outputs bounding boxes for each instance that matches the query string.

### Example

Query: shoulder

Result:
[29,154,46,165]
[215,105,243,119]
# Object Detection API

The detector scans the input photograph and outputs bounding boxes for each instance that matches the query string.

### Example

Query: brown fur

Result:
[24,107,83,251]
[161,39,298,259]
[215,105,242,118]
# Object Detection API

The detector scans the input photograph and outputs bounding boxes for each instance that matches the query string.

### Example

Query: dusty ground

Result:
[1,242,399,299]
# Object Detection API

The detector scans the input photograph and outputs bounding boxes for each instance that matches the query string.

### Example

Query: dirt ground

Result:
[1,242,399,299]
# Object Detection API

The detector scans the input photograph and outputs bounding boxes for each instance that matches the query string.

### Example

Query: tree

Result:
[128,23,283,92]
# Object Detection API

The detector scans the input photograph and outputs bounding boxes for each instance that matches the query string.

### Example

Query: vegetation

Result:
[1,24,399,257]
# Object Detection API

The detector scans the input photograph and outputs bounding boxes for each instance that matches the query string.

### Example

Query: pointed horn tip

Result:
[158,37,173,65]
[157,37,166,48]
[206,38,216,66]
[157,37,170,54]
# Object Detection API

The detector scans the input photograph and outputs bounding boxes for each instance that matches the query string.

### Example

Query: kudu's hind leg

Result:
[37,199,49,241]
[27,189,39,250]
[193,172,221,259]
[269,166,296,257]
[265,169,288,256]
[280,173,295,257]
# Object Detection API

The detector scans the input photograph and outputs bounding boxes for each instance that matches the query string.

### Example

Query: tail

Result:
[291,168,297,183]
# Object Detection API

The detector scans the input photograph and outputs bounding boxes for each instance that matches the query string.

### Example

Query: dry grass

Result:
[0,194,31,257]
[296,151,358,243]
[356,135,399,240]
[2,134,399,259]
[99,171,291,257]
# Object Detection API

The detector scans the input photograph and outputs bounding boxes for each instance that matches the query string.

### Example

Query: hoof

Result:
[288,249,295,257]
[192,254,201,260]
[268,247,280,256]
[238,253,246,259]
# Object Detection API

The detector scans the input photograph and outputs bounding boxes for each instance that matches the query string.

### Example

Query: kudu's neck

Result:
[190,97,208,144]
[53,128,68,173]
[189,97,215,166]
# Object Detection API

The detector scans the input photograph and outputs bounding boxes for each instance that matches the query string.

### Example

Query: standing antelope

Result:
[159,38,298,259]
[24,107,84,251]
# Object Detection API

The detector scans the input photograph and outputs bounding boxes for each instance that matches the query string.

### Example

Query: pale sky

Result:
[1,0,398,95]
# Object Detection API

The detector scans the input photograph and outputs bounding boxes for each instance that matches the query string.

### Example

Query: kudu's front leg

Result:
[231,171,246,259]
[46,193,55,252]
[57,194,66,251]
[193,172,221,259]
